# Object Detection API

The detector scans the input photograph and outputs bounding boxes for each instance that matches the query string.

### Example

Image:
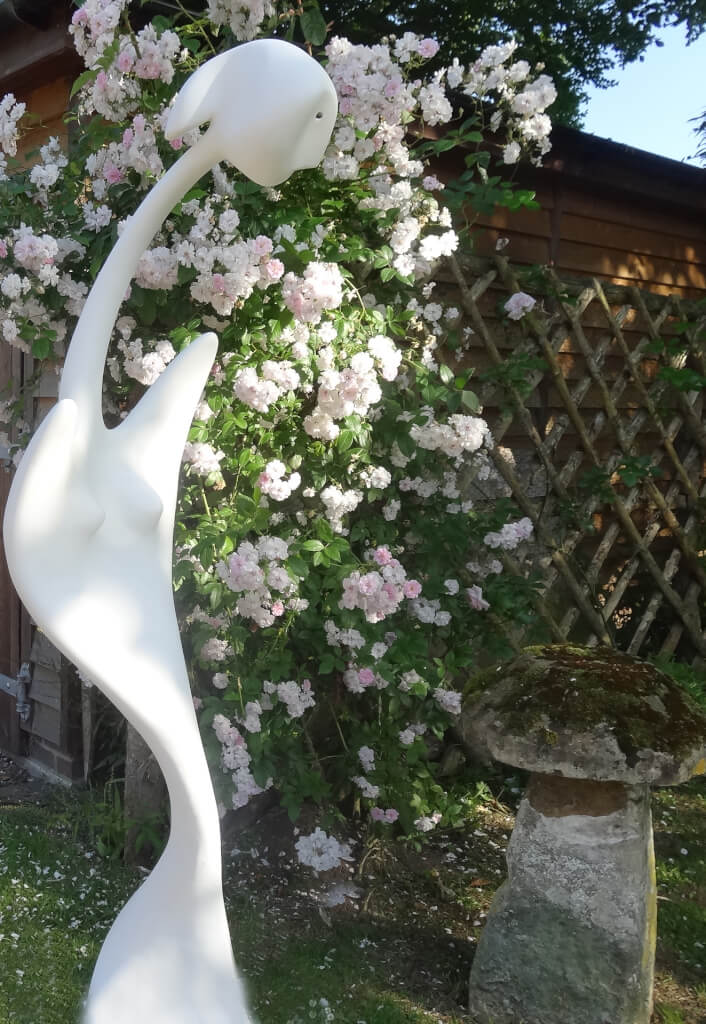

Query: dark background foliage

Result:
[317,0,706,124]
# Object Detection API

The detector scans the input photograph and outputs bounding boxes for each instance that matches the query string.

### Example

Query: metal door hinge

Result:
[0,662,32,721]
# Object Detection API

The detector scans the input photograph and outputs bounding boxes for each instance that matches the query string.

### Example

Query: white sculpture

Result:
[3,39,337,1024]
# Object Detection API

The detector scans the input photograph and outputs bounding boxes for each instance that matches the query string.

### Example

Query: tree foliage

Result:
[692,108,706,163]
[318,0,706,123]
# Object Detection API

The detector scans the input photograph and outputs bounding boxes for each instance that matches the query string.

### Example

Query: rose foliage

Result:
[0,1,556,836]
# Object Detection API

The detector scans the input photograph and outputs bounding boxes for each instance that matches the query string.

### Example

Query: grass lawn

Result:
[0,775,703,1024]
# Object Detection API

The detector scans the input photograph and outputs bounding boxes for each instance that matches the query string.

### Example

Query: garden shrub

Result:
[0,1,556,847]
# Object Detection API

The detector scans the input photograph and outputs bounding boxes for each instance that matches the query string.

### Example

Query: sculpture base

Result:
[468,776,656,1024]
[84,839,253,1024]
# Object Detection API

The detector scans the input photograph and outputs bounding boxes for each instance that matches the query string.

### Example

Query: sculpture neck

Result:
[59,134,219,429]
[112,678,225,866]
[160,729,224,865]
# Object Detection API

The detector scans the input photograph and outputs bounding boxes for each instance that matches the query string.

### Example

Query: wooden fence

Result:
[439,253,706,664]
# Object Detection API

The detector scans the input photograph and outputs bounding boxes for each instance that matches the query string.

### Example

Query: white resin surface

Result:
[3,39,336,1024]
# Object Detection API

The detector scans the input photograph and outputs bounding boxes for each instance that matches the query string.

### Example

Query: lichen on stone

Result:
[463,644,706,776]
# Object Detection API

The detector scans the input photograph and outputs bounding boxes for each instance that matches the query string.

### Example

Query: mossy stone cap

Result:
[460,645,706,785]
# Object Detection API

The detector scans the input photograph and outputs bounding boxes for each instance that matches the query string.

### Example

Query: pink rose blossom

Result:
[373,546,392,566]
[169,136,183,150]
[384,808,399,823]
[504,291,536,320]
[117,50,134,73]
[271,600,285,616]
[370,807,385,822]
[264,258,285,281]
[251,235,273,256]
[418,38,440,58]
[466,585,490,611]
[358,668,375,686]
[403,580,422,599]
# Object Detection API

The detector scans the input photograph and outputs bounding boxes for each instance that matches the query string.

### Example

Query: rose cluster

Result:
[0,3,552,843]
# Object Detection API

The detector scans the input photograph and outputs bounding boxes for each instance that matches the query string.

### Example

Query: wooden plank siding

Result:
[16,77,74,159]
[459,126,706,299]
[0,1,79,100]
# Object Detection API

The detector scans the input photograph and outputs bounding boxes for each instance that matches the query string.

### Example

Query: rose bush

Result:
[0,1,555,843]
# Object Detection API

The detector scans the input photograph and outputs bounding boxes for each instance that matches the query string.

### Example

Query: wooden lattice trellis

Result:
[440,254,706,664]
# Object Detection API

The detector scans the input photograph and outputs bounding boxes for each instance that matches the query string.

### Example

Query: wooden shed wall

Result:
[472,185,706,299]
[0,0,77,160]
[465,129,706,300]
[16,77,73,158]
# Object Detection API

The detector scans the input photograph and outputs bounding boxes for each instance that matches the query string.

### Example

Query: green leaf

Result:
[301,539,324,551]
[139,291,157,326]
[152,14,173,31]
[31,336,51,360]
[461,390,481,412]
[431,137,458,153]
[397,431,416,457]
[336,429,355,452]
[439,363,454,384]
[658,365,706,392]
[287,555,309,579]
[315,518,335,542]
[300,6,328,45]
[70,68,99,99]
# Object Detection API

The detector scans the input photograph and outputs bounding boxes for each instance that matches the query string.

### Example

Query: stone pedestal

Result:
[468,774,656,1024]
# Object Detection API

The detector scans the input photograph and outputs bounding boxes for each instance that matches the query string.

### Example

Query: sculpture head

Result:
[165,38,338,187]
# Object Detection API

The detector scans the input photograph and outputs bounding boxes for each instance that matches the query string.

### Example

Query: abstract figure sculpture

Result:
[3,39,337,1024]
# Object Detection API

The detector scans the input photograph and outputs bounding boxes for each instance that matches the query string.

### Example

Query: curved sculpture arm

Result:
[59,136,219,439]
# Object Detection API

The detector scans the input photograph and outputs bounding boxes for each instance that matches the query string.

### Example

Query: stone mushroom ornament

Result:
[3,39,337,1024]
[458,645,706,1024]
